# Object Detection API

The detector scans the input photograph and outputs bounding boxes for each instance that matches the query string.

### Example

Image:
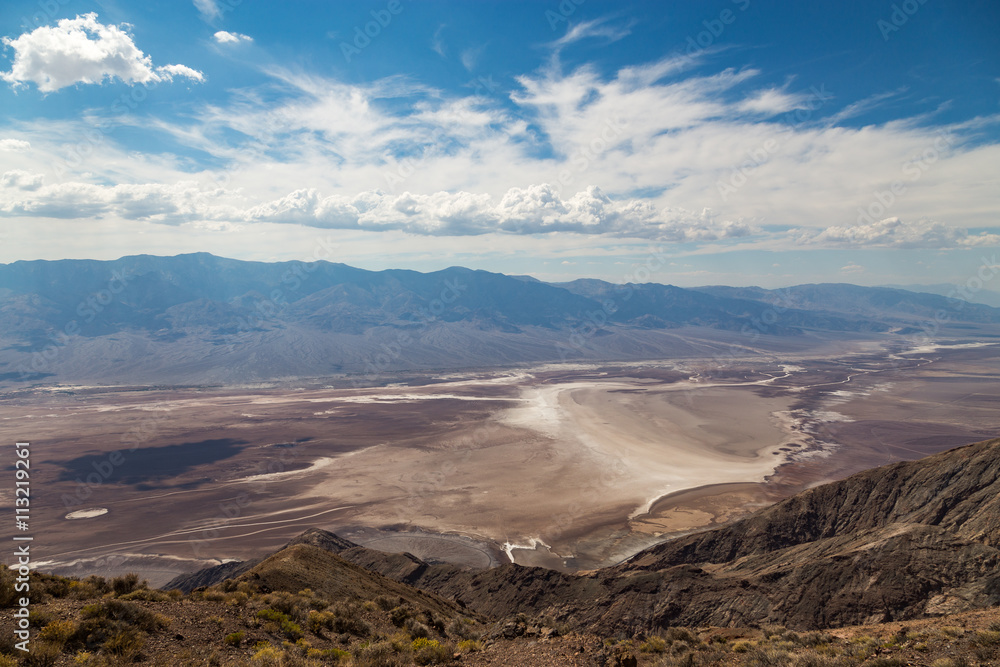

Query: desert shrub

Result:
[225,631,245,646]
[202,590,227,602]
[307,647,350,662]
[0,655,16,667]
[446,616,480,640]
[797,632,834,647]
[80,599,168,632]
[19,642,61,667]
[226,591,249,606]
[456,639,482,653]
[84,575,111,595]
[28,609,56,628]
[250,645,284,667]
[389,605,414,627]
[974,630,1000,646]
[103,627,145,658]
[120,588,170,602]
[32,572,74,600]
[110,573,142,596]
[863,658,906,667]
[745,646,792,667]
[264,591,308,622]
[374,595,400,611]
[307,610,333,634]
[405,618,431,639]
[354,640,407,667]
[333,614,371,637]
[731,640,754,653]
[793,656,839,667]
[639,635,667,653]
[665,627,698,644]
[973,632,1000,661]
[257,608,303,640]
[412,638,451,665]
[39,618,78,644]
[0,567,16,608]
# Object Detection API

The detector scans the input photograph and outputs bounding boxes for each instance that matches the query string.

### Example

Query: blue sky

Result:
[0,0,998,291]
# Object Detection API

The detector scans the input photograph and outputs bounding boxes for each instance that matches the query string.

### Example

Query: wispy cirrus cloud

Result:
[193,0,221,21]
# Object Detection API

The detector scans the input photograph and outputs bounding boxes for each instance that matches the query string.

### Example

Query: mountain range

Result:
[2,253,999,385]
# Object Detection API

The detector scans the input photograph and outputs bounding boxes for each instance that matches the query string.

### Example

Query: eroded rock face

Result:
[167,438,1000,633]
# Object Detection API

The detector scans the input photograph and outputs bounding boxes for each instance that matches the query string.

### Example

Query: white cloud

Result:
[0,178,753,242]
[3,47,998,255]
[460,46,483,72]
[801,218,1000,249]
[214,31,252,44]
[431,25,446,58]
[0,13,203,92]
[840,263,865,274]
[0,139,31,151]
[193,0,221,20]
[241,184,744,239]
[1,170,43,191]
[156,64,205,82]
[737,87,813,115]
[552,18,632,49]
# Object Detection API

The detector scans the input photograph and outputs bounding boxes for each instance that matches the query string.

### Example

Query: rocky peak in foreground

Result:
[166,437,1000,635]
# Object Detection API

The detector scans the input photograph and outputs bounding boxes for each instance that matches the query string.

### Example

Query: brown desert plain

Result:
[1,339,998,587]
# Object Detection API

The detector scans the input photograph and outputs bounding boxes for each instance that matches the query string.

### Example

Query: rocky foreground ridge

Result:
[168,437,1000,633]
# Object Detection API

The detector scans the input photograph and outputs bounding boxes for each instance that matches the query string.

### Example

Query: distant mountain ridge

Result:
[2,253,998,385]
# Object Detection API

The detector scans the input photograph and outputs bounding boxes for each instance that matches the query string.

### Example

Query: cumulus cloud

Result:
[241,184,754,240]
[0,179,752,242]
[0,139,31,151]
[0,181,225,221]
[801,218,1000,249]
[0,14,203,92]
[214,31,252,44]
[1,170,43,191]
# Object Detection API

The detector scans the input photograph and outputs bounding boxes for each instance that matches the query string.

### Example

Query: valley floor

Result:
[1,340,997,586]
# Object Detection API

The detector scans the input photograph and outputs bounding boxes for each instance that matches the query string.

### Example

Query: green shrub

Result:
[224,631,245,646]
[257,608,303,640]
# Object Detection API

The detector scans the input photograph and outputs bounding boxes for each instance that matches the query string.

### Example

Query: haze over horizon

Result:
[1,1,998,289]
